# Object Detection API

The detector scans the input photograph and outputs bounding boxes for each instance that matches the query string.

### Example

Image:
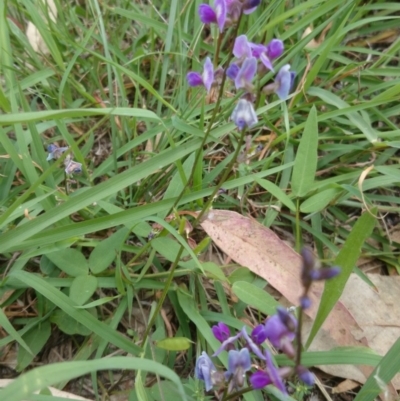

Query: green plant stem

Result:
[194,127,248,225]
[295,303,305,368]
[140,245,184,346]
[167,12,244,217]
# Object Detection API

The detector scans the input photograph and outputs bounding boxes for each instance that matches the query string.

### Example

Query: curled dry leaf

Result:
[25,0,57,55]
[200,210,400,389]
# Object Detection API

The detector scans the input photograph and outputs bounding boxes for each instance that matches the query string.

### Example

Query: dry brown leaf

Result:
[25,0,57,55]
[332,379,360,394]
[0,379,92,400]
[200,210,400,390]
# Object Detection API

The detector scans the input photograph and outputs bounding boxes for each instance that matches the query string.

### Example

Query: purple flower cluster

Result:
[186,0,297,132]
[195,248,341,397]
[47,144,82,175]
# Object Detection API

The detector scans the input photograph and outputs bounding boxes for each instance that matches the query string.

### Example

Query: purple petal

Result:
[265,350,288,394]
[296,365,315,386]
[259,52,274,71]
[230,99,258,130]
[214,0,227,32]
[195,352,216,391]
[250,370,271,389]
[226,63,240,80]
[235,56,257,89]
[300,295,312,310]
[213,330,242,356]
[227,348,251,375]
[249,43,267,58]
[251,324,268,344]
[202,57,214,93]
[187,72,203,87]
[264,314,295,348]
[241,327,266,360]
[266,39,284,59]
[212,322,230,342]
[233,35,252,58]
[275,64,292,100]
[243,0,261,14]
[310,266,341,281]
[198,4,217,24]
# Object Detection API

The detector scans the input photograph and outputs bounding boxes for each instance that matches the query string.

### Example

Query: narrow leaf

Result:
[306,208,377,347]
[156,337,192,351]
[292,106,318,197]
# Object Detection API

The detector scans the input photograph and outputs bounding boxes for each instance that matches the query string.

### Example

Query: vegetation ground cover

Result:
[1,0,400,400]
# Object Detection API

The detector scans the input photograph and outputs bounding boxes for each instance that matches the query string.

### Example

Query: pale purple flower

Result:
[235,57,257,89]
[233,35,252,58]
[212,322,230,342]
[274,64,296,100]
[186,57,214,93]
[198,0,227,32]
[226,348,251,388]
[226,0,261,17]
[243,0,261,14]
[230,98,258,130]
[195,352,217,391]
[46,144,68,161]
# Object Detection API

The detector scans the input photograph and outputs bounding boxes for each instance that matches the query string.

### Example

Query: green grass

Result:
[1,0,400,400]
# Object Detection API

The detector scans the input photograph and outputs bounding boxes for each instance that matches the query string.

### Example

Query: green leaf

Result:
[255,178,296,212]
[292,106,318,197]
[16,320,51,372]
[306,208,377,347]
[155,337,192,351]
[50,309,95,336]
[0,357,187,401]
[46,248,88,277]
[0,308,33,356]
[10,271,141,355]
[89,228,129,274]
[354,337,400,401]
[300,187,342,213]
[231,281,279,315]
[69,275,98,306]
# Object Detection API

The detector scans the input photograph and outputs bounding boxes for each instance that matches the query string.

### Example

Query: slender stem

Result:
[167,12,244,216]
[295,303,304,368]
[194,127,247,225]
[141,245,185,346]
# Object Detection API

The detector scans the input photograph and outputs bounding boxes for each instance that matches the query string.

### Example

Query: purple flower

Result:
[264,309,296,358]
[300,295,312,310]
[233,35,252,59]
[249,350,288,393]
[46,144,68,161]
[296,365,315,386]
[195,352,217,391]
[265,350,288,394]
[186,57,214,93]
[259,39,284,71]
[226,348,251,388]
[198,0,227,32]
[243,0,261,14]
[301,248,341,288]
[212,322,230,342]
[226,63,240,80]
[213,330,242,356]
[235,57,257,89]
[230,98,258,130]
[251,324,268,344]
[250,370,272,389]
[241,327,266,360]
[274,64,296,100]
